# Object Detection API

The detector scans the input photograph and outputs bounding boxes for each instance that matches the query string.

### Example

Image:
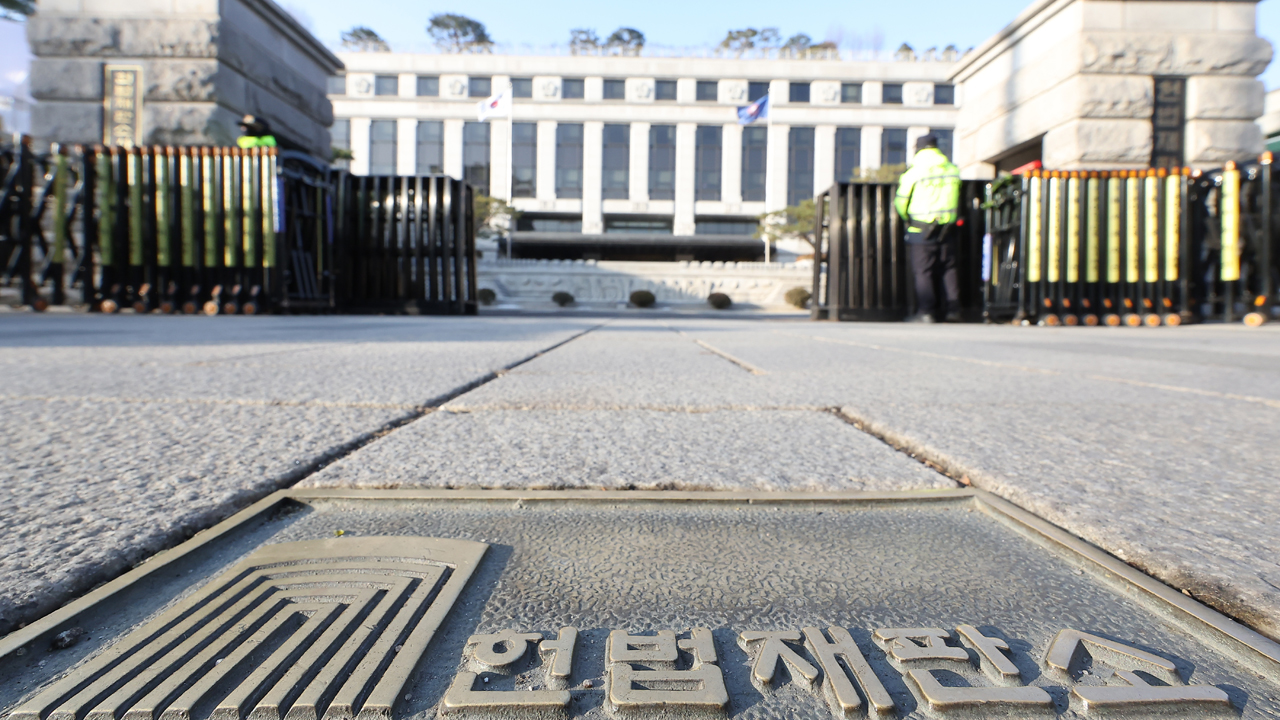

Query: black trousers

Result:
[908,237,960,319]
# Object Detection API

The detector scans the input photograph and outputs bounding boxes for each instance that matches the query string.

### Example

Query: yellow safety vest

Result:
[894,147,961,229]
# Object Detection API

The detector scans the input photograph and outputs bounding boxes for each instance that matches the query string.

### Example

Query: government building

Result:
[328,52,960,260]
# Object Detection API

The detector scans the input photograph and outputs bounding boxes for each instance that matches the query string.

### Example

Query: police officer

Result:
[894,133,962,323]
[236,114,277,149]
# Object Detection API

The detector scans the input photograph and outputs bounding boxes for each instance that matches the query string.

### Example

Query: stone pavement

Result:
[3,313,1279,649]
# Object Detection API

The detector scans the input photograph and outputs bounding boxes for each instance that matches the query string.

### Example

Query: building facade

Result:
[950,0,1271,176]
[26,0,342,157]
[331,52,959,261]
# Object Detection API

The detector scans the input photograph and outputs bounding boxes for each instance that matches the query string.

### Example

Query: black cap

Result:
[915,133,939,152]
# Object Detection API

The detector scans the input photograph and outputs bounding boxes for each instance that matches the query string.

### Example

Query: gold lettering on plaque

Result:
[874,627,969,663]
[606,629,729,719]
[440,629,575,719]
[805,626,896,717]
[738,630,820,690]
[1044,629,1231,712]
[103,65,144,148]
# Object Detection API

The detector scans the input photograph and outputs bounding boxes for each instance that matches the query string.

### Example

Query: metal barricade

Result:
[0,136,477,316]
[811,180,986,321]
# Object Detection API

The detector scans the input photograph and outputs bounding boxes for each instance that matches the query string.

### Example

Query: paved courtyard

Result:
[2,313,1278,646]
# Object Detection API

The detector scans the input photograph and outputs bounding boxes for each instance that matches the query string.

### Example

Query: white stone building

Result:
[330,52,959,261]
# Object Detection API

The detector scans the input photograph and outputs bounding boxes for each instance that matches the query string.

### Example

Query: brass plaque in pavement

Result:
[2,490,1279,720]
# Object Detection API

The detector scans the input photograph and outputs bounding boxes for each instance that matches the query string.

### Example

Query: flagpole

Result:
[765,89,772,264]
[507,82,514,203]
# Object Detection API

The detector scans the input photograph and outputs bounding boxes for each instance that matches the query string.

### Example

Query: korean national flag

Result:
[737,94,769,125]
[477,87,512,121]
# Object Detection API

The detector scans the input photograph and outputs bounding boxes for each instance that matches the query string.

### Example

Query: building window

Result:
[556,123,583,198]
[512,78,533,98]
[742,126,767,202]
[789,82,810,103]
[695,217,758,235]
[835,128,861,182]
[695,125,722,201]
[882,128,908,166]
[882,83,903,104]
[331,118,350,169]
[327,76,346,95]
[655,80,677,101]
[369,120,397,175]
[416,76,438,97]
[604,79,626,100]
[374,75,398,96]
[468,77,492,97]
[416,120,443,174]
[930,128,954,160]
[602,124,630,200]
[516,214,582,232]
[748,82,769,102]
[841,83,862,104]
[463,121,490,191]
[512,122,537,197]
[562,78,585,99]
[649,125,676,200]
[696,81,718,101]
[934,84,954,105]
[787,127,815,206]
[605,216,673,234]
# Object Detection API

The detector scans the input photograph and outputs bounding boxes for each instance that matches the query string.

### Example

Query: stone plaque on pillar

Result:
[102,64,144,148]
[1152,77,1186,169]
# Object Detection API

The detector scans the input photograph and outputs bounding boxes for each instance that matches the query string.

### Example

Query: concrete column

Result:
[583,121,604,233]
[585,77,604,102]
[443,119,464,179]
[769,79,789,106]
[397,73,416,98]
[722,122,743,205]
[814,124,836,195]
[350,117,371,176]
[490,118,511,199]
[396,118,417,176]
[863,81,884,106]
[674,122,696,235]
[630,122,650,202]
[765,123,789,212]
[676,78,697,104]
[536,120,557,201]
[861,126,883,170]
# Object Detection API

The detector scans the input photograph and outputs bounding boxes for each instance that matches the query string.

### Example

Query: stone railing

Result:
[477,258,815,307]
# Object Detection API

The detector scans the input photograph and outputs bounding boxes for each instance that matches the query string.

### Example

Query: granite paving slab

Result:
[665,321,1280,642]
[0,398,402,636]
[303,408,950,492]
[0,315,600,406]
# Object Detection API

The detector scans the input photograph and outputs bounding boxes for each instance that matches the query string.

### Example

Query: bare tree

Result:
[782,33,812,53]
[340,26,390,52]
[719,28,758,54]
[569,28,601,55]
[428,14,493,53]
[757,27,781,48]
[606,27,645,56]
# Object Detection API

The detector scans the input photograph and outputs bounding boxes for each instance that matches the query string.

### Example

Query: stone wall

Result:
[478,259,815,307]
[26,0,341,157]
[950,0,1272,175]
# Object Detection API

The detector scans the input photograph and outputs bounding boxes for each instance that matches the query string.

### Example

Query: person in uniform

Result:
[236,115,277,149]
[894,133,962,323]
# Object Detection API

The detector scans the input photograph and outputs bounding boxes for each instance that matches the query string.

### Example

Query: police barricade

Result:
[985,160,1279,327]
[0,136,477,315]
[810,180,986,321]
[335,174,477,315]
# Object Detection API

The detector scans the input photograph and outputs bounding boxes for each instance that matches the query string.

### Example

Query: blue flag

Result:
[737,94,769,125]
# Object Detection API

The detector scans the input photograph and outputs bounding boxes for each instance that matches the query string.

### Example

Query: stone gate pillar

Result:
[26,0,343,157]
[950,0,1272,175]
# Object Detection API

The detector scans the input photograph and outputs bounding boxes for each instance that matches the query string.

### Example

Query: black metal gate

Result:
[811,180,987,321]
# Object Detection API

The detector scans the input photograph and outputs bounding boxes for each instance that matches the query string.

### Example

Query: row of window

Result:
[513,214,761,236]
[330,75,955,105]
[333,120,953,207]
